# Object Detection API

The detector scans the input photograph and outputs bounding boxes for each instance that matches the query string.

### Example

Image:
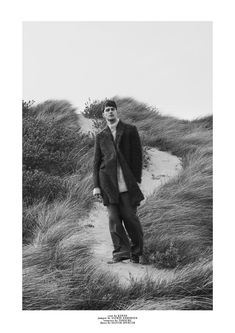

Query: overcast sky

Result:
[23,22,212,119]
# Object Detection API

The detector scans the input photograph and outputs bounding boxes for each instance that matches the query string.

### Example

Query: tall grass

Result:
[23,97,212,310]
[32,99,79,129]
[114,97,212,267]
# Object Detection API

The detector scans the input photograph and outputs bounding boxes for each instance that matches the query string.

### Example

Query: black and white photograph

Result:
[22,21,212,311]
[22,21,213,312]
[2,0,235,331]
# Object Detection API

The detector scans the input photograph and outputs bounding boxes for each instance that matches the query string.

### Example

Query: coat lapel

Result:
[102,120,125,148]
[102,126,113,141]
[115,120,125,147]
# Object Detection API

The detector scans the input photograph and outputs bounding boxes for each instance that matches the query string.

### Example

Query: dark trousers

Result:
[106,191,143,260]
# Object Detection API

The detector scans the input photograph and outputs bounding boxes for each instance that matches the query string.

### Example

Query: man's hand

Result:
[94,193,103,203]
[93,187,103,203]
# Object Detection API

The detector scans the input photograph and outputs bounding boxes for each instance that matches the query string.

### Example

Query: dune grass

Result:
[23,97,212,310]
[115,97,212,267]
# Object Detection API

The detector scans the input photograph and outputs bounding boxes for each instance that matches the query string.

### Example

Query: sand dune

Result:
[78,119,182,286]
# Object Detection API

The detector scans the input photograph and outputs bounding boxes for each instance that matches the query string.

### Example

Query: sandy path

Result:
[80,146,182,287]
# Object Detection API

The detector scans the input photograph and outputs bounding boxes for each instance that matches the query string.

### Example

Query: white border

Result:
[1,0,235,332]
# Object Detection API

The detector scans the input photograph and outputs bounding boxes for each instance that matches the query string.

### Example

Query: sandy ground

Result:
[79,136,182,286]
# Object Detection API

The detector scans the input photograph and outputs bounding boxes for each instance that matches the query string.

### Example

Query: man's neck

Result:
[107,118,119,127]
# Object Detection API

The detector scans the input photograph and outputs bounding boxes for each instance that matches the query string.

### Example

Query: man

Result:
[92,99,145,264]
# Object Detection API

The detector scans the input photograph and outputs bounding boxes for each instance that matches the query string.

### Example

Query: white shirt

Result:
[93,118,128,195]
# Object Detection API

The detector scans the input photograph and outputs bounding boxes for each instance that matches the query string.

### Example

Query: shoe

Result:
[107,257,130,264]
[130,255,139,263]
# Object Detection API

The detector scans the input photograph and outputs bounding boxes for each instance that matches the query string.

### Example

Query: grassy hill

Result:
[22,97,212,310]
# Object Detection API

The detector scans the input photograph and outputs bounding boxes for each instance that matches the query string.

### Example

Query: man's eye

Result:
[105,107,115,112]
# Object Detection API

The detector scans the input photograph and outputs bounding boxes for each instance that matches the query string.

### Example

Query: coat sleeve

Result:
[130,126,142,183]
[93,134,102,188]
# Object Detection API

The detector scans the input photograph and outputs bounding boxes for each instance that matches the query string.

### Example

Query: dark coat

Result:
[93,119,145,207]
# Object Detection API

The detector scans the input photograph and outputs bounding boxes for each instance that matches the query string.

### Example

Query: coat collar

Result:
[102,119,125,147]
[107,118,120,132]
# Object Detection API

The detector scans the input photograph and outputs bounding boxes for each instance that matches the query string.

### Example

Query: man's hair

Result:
[102,100,117,112]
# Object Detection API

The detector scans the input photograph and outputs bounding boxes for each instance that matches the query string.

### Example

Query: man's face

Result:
[103,106,118,122]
